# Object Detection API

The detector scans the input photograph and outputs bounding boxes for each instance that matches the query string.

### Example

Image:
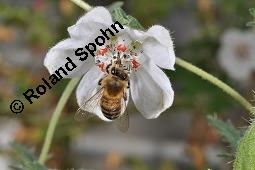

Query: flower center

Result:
[234,43,250,59]
[94,39,143,75]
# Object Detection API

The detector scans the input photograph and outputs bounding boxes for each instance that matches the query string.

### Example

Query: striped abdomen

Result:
[100,95,121,120]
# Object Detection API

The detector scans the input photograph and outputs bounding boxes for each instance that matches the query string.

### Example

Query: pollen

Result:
[94,40,142,74]
[117,44,127,52]
[96,47,108,56]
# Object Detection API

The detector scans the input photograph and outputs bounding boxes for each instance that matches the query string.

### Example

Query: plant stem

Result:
[38,0,90,165]
[38,78,80,164]
[70,0,92,11]
[176,57,253,113]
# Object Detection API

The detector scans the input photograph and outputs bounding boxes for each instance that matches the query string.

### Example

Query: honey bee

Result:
[75,64,130,132]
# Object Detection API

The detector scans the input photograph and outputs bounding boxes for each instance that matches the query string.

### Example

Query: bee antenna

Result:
[106,64,112,74]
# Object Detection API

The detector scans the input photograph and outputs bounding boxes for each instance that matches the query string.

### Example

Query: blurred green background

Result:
[0,0,255,169]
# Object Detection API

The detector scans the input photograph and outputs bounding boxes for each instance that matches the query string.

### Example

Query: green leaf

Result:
[111,7,144,30]
[249,8,255,17]
[11,143,35,163]
[10,143,47,170]
[252,107,255,115]
[9,165,24,170]
[247,8,255,27]
[246,21,255,27]
[111,7,127,22]
[252,91,255,115]
[234,120,255,170]
[126,15,144,30]
[207,115,241,150]
[217,153,235,160]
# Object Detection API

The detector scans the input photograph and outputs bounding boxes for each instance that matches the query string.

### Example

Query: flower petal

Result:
[147,25,173,45]
[217,45,254,82]
[218,29,255,82]
[44,38,94,78]
[244,31,255,67]
[68,7,113,39]
[130,59,174,119]
[221,29,241,44]
[76,66,110,121]
[77,7,112,26]
[68,21,111,40]
[142,25,175,70]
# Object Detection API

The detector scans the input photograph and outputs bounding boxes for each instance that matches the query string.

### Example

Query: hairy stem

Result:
[38,78,80,164]
[176,57,253,113]
[38,0,91,165]
[70,0,92,11]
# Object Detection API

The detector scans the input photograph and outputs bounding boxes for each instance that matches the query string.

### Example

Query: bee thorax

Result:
[105,78,124,96]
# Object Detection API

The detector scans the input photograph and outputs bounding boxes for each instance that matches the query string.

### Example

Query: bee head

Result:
[107,64,128,81]
[111,67,117,75]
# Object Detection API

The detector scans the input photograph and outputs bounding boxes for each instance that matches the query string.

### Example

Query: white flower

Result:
[217,29,255,82]
[44,7,175,120]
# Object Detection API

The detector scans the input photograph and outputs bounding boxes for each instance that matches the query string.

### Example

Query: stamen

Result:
[117,44,127,52]
[96,47,108,56]
[131,58,140,70]
[94,39,142,74]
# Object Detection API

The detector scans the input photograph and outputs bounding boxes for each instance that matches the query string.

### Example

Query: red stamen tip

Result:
[98,63,105,71]
[131,59,140,69]
[117,44,127,52]
[97,48,108,56]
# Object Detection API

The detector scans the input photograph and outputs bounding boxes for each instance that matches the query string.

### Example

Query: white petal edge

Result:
[130,59,174,119]
[68,20,111,40]
[44,38,94,78]
[241,30,255,68]
[221,29,242,45]
[147,25,173,46]
[76,7,112,26]
[142,25,175,70]
[68,7,113,39]
[76,66,110,121]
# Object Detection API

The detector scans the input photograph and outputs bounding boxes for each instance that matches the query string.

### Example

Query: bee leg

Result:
[123,92,127,101]
[98,78,103,86]
[127,79,130,89]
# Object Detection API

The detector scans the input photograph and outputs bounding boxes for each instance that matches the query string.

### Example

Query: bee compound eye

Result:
[120,73,127,80]
[111,67,116,74]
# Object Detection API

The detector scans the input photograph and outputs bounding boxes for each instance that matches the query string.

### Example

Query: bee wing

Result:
[74,107,94,122]
[115,96,129,132]
[115,111,129,132]
[74,87,104,122]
